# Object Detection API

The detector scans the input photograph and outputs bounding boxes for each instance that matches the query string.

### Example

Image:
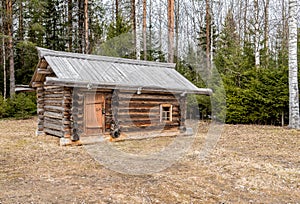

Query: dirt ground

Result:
[0,118,299,203]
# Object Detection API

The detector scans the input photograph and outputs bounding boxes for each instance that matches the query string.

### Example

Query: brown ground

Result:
[0,118,299,203]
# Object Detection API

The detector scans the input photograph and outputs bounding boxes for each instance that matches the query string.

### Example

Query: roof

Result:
[30,47,212,95]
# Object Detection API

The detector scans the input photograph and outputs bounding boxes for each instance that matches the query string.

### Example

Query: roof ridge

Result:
[37,47,176,69]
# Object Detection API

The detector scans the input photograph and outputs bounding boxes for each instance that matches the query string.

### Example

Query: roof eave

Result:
[45,77,212,95]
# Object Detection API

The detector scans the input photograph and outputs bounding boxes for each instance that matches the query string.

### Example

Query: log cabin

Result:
[30,47,211,145]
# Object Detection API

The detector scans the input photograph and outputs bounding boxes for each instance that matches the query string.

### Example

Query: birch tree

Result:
[264,0,270,67]
[288,0,300,129]
[143,0,147,60]
[254,0,260,67]
[205,0,211,68]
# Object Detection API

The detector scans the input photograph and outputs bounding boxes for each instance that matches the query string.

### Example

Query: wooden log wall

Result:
[116,91,181,133]
[67,89,185,140]
[71,89,84,140]
[36,86,45,133]
[105,92,113,132]
[43,85,72,138]
[179,96,187,129]
[71,89,113,138]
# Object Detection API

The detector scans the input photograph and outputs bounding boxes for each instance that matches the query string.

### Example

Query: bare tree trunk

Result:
[18,0,24,69]
[254,0,260,67]
[238,0,242,43]
[84,0,89,53]
[175,0,179,61]
[19,0,24,41]
[167,0,174,63]
[115,0,119,22]
[143,0,147,60]
[68,0,73,51]
[264,0,269,67]
[288,0,300,129]
[1,18,6,99]
[281,0,289,60]
[78,0,84,53]
[2,37,6,99]
[158,0,162,51]
[205,0,211,69]
[131,0,136,58]
[149,0,152,52]
[210,0,214,66]
[243,0,248,44]
[6,0,14,97]
[0,1,6,98]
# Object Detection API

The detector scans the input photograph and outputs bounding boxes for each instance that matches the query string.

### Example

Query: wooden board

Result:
[84,93,105,135]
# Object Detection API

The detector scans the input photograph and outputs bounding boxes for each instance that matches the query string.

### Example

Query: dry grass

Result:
[0,118,299,203]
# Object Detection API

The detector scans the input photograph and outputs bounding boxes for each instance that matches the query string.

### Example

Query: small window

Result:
[160,104,173,122]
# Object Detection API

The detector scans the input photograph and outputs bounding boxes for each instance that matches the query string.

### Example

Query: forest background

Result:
[0,0,299,125]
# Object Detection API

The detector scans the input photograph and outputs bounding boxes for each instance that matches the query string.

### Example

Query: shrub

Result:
[0,93,36,119]
[9,93,37,119]
[0,95,9,118]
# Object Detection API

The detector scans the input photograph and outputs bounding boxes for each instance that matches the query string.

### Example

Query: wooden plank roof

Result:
[30,47,212,95]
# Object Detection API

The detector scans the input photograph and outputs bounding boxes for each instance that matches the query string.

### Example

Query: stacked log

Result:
[105,93,113,132]
[36,86,44,134]
[40,88,184,139]
[43,85,72,138]
[71,89,84,140]
[63,87,72,138]
[179,96,187,131]
[116,91,181,133]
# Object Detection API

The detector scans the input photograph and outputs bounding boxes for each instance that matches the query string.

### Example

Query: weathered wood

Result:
[118,115,179,121]
[120,98,178,103]
[45,80,204,94]
[118,107,179,113]
[44,117,63,125]
[43,85,62,90]
[63,120,71,125]
[44,122,63,131]
[37,108,44,114]
[121,125,179,132]
[35,83,185,140]
[32,82,43,87]
[44,100,63,106]
[44,91,64,94]
[119,120,179,126]
[37,125,44,131]
[36,85,45,132]
[44,111,63,119]
[119,100,179,106]
[118,93,178,100]
[44,105,66,112]
[44,98,64,103]
[179,96,186,128]
[37,68,52,75]
[44,94,64,99]
[44,128,63,137]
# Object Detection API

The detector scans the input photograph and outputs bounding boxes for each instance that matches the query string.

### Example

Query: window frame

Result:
[160,104,173,122]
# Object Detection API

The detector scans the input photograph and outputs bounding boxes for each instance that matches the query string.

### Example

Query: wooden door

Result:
[84,93,105,135]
